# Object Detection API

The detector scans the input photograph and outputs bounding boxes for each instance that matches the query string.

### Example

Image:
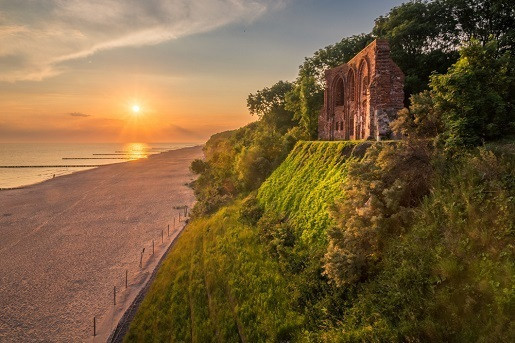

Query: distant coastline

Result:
[0,142,198,189]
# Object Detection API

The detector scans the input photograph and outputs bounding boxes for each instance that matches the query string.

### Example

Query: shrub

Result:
[324,141,433,286]
[239,193,264,226]
[336,147,515,342]
[190,159,208,174]
[431,40,514,148]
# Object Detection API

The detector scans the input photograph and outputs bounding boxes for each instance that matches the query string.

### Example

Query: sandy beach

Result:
[0,145,203,342]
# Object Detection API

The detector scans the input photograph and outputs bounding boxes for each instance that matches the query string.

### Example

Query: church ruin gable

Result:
[318,39,404,141]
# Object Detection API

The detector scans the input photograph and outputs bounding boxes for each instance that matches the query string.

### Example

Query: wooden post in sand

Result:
[152,240,154,255]
[161,230,164,243]
[179,212,181,222]
[114,286,116,306]
[140,248,145,268]
[167,224,170,237]
[93,316,96,336]
[125,270,128,289]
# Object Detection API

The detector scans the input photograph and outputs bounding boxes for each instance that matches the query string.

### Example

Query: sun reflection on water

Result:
[123,143,150,160]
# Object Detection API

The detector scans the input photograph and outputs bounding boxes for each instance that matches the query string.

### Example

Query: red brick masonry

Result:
[318,39,404,141]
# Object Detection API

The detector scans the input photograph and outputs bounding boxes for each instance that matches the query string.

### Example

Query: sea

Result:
[0,142,197,189]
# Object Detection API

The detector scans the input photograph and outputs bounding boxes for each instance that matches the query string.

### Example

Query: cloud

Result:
[68,112,90,117]
[0,0,286,82]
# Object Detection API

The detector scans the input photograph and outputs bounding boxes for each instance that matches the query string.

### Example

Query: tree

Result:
[444,0,515,50]
[391,90,443,139]
[297,34,374,86]
[430,40,514,148]
[190,159,208,174]
[285,76,322,139]
[374,0,515,105]
[247,81,296,133]
[373,0,459,103]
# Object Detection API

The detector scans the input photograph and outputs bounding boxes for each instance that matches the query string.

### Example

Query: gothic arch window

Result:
[346,69,355,138]
[358,59,370,96]
[347,69,355,103]
[357,59,370,139]
[333,77,345,107]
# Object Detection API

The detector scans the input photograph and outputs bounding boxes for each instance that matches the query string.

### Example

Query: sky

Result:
[0,0,405,143]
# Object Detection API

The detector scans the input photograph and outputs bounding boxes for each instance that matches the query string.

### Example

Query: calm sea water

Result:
[0,143,196,189]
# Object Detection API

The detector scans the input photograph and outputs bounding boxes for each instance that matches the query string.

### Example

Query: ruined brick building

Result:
[318,39,404,141]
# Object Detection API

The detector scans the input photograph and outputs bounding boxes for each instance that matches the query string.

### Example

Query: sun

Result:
[132,105,140,113]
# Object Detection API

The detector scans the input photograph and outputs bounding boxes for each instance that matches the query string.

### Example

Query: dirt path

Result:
[0,146,203,342]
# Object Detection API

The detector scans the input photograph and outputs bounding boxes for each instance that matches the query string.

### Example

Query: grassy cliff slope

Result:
[125,141,356,341]
[125,203,303,342]
[257,141,361,246]
[125,140,514,342]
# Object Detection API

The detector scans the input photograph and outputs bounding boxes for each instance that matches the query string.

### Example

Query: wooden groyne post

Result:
[140,248,145,268]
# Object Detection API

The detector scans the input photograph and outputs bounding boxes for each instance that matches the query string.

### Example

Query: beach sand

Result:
[0,145,203,342]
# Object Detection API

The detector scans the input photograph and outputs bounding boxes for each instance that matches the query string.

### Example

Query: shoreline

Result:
[0,144,199,191]
[0,145,203,342]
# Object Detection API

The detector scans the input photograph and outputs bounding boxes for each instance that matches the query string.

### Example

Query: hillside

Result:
[125,139,514,342]
[124,141,355,341]
[258,141,363,246]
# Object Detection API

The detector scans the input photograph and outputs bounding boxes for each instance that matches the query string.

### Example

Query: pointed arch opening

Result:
[357,59,370,139]
[333,77,345,107]
[346,69,355,139]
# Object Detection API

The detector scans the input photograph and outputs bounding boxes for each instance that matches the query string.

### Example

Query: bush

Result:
[324,141,433,286]
[335,147,515,342]
[189,159,208,174]
[431,40,514,148]
[239,193,264,226]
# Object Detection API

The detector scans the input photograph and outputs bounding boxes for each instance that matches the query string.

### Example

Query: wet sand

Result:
[0,146,203,342]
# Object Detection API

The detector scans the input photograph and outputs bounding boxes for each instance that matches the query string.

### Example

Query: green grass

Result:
[125,141,361,342]
[125,140,514,342]
[125,203,303,342]
[258,141,359,247]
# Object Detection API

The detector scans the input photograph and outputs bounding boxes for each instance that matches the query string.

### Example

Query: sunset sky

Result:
[0,0,403,143]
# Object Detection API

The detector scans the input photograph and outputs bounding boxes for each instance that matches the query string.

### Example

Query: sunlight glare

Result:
[132,105,140,113]
[124,142,149,160]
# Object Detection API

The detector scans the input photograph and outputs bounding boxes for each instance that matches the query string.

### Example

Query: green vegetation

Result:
[326,146,515,342]
[258,141,357,247]
[127,1,514,341]
[127,141,514,342]
[373,0,514,103]
[125,203,303,342]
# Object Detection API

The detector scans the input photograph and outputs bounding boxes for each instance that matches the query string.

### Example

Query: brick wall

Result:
[319,39,404,141]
